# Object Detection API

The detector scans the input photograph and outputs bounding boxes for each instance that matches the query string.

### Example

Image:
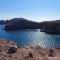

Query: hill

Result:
[39,20,60,35]
[4,18,40,30]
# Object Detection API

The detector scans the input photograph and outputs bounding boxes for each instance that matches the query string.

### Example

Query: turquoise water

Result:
[0,25,60,48]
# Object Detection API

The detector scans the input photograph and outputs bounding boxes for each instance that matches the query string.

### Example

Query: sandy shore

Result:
[0,39,60,60]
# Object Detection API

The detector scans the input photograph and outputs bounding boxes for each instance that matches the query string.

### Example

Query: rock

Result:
[48,49,54,57]
[0,39,60,60]
[28,52,33,58]
[7,46,17,54]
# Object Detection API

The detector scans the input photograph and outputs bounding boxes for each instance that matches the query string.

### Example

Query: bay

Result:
[0,25,60,48]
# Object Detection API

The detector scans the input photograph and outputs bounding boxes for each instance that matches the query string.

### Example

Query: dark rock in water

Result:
[7,46,17,54]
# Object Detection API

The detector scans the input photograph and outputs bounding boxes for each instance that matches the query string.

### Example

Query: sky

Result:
[0,0,60,22]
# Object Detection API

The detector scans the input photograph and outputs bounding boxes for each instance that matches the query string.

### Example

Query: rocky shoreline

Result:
[0,39,60,60]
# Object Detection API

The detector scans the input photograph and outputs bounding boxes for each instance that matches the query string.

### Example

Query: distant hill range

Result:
[0,18,60,35]
[4,18,40,30]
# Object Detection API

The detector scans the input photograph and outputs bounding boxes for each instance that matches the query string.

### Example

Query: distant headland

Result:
[0,18,60,35]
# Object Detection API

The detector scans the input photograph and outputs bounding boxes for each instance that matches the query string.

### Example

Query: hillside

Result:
[4,18,40,30]
[1,18,60,35]
[39,20,60,35]
[0,39,60,60]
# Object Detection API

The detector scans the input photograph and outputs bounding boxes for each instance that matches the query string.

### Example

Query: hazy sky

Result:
[0,0,60,22]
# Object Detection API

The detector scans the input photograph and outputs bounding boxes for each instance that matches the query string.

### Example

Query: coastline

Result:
[0,39,60,60]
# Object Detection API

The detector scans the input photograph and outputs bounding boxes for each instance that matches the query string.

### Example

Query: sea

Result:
[0,25,60,48]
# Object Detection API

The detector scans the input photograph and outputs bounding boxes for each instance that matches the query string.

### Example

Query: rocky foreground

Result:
[0,39,60,60]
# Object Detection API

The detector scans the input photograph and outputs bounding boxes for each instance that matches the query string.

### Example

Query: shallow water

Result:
[0,25,60,48]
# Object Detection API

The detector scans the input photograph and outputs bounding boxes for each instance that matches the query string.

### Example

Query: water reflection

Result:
[0,25,60,48]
